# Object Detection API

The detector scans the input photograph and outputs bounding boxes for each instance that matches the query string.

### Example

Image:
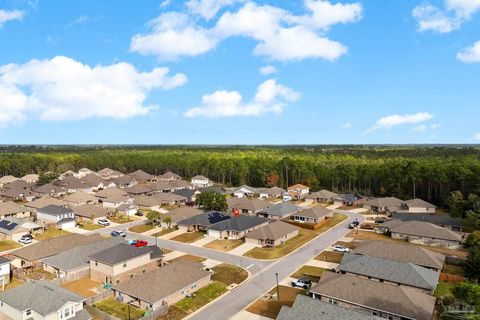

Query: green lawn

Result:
[212,264,249,286]
[34,229,71,241]
[0,240,21,252]
[434,282,456,298]
[174,281,227,314]
[314,251,344,263]
[79,223,103,231]
[170,232,204,243]
[109,214,133,224]
[93,299,145,320]
[128,224,154,233]
[152,228,177,237]
[443,263,465,276]
[204,239,244,252]
[291,266,326,282]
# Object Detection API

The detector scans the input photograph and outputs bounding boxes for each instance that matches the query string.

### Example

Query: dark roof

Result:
[208,215,268,232]
[392,212,463,227]
[386,220,463,242]
[89,243,157,265]
[261,202,301,218]
[334,193,364,203]
[173,189,196,198]
[177,211,230,227]
[0,256,11,264]
[38,205,73,216]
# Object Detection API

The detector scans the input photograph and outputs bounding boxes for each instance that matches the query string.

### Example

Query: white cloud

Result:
[341,122,352,128]
[367,112,434,132]
[259,65,278,75]
[413,0,480,33]
[131,0,362,62]
[160,0,172,8]
[0,56,187,127]
[184,79,299,118]
[457,41,480,63]
[0,9,24,27]
[474,132,480,141]
[186,0,244,20]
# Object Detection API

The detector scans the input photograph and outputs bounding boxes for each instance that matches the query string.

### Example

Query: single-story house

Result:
[10,233,103,268]
[117,203,139,216]
[58,176,93,194]
[0,202,31,219]
[113,260,210,312]
[157,171,181,181]
[152,192,187,205]
[227,197,271,215]
[147,181,175,193]
[124,185,154,196]
[258,186,286,199]
[364,197,403,213]
[291,206,333,225]
[97,168,124,180]
[383,220,463,247]
[245,221,299,247]
[0,280,92,320]
[337,253,440,293]
[129,170,156,183]
[72,204,111,223]
[36,205,76,229]
[80,174,115,190]
[95,187,128,200]
[20,174,39,184]
[76,167,95,178]
[352,240,445,271]
[258,202,301,220]
[333,193,365,207]
[277,294,377,320]
[399,198,436,214]
[172,189,198,203]
[304,189,338,203]
[159,207,204,228]
[0,257,10,290]
[0,187,36,202]
[134,195,163,212]
[392,212,463,232]
[0,176,18,188]
[64,191,98,207]
[233,185,257,198]
[177,211,230,232]
[0,217,43,241]
[111,175,137,188]
[101,195,132,209]
[191,175,213,188]
[89,243,163,285]
[25,197,68,212]
[167,180,193,190]
[311,272,436,320]
[206,215,269,239]
[33,183,67,198]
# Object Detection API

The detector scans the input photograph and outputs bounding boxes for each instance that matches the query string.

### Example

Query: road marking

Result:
[245,264,254,270]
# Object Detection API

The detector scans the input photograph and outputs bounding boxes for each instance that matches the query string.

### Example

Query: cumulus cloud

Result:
[259,65,278,75]
[457,41,480,63]
[0,56,187,127]
[131,0,362,62]
[0,9,24,27]
[184,79,299,118]
[474,132,480,141]
[341,122,352,128]
[186,0,244,20]
[366,112,434,132]
[413,0,480,33]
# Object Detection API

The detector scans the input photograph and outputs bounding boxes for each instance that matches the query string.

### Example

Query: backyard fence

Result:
[85,305,121,320]
[86,290,114,305]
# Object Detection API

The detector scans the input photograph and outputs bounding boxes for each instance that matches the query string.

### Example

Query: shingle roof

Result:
[0,280,86,316]
[34,183,66,194]
[245,221,298,241]
[20,174,39,182]
[124,185,152,195]
[0,176,18,184]
[334,193,364,203]
[365,197,403,208]
[404,198,436,208]
[0,217,41,235]
[227,197,271,212]
[95,187,128,199]
[64,191,97,204]
[177,211,230,227]
[113,260,210,304]
[295,206,332,219]
[192,175,209,180]
[277,294,376,320]
[38,205,73,216]
[305,189,338,200]
[261,202,301,218]
[311,272,436,320]
[173,188,196,198]
[208,214,268,232]
[89,243,158,265]
[160,207,204,224]
[25,197,67,210]
[111,175,136,186]
[0,202,29,216]
[129,170,154,181]
[339,253,439,291]
[392,212,462,227]
[352,240,445,270]
[168,180,192,189]
[72,204,111,218]
[157,171,181,180]
[386,220,463,242]
[288,184,309,190]
[153,193,187,202]
[260,186,286,196]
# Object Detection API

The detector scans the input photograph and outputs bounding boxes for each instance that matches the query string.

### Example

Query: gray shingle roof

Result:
[261,202,301,218]
[227,197,271,212]
[38,205,73,216]
[386,220,463,242]
[0,280,85,316]
[305,189,338,200]
[89,243,157,265]
[339,253,440,291]
[207,215,268,232]
[404,198,436,208]
[0,202,29,216]
[160,207,204,224]
[392,212,463,227]
[177,211,230,228]
[276,294,376,320]
[295,206,332,219]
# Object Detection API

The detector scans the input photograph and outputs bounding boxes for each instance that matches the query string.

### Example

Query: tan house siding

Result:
[90,257,158,284]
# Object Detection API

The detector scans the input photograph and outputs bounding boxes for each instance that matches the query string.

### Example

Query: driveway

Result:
[228,243,257,256]
[190,236,217,247]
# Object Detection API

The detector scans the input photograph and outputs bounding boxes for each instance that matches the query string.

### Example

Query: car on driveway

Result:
[134,240,148,247]
[18,234,33,244]
[135,212,144,217]
[291,278,312,289]
[98,218,110,226]
[111,230,126,238]
[333,245,350,253]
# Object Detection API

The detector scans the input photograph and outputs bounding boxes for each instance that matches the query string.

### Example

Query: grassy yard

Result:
[204,239,244,252]
[79,223,103,231]
[212,264,249,286]
[246,285,305,319]
[93,299,145,320]
[443,263,465,276]
[4,277,24,291]
[109,214,133,224]
[171,255,206,263]
[434,282,456,298]
[34,229,71,241]
[315,251,344,264]
[291,265,326,282]
[170,232,204,243]
[62,278,102,297]
[128,224,154,233]
[152,228,177,237]
[0,240,21,252]
[334,241,357,249]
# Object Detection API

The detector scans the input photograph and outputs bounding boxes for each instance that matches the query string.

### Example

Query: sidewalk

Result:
[158,229,184,240]
[190,236,216,247]
[229,243,257,256]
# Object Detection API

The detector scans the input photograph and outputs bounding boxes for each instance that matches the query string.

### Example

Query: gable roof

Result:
[95,187,128,199]
[153,192,186,202]
[124,185,152,195]
[260,186,286,196]
[111,175,136,186]
[288,184,309,190]
[25,197,67,210]
[227,197,271,212]
[0,280,85,315]
[129,170,154,181]
[38,205,73,216]
[64,191,97,204]
[72,204,111,218]
[392,212,463,227]
[78,168,94,173]
[34,183,67,195]
[404,198,436,208]
[177,211,230,227]
[386,220,463,242]
[0,176,18,184]
[311,272,436,320]
[80,174,110,187]
[160,207,204,224]
[173,188,196,198]
[365,197,403,208]
[246,221,298,241]
[89,243,158,265]
[0,217,41,235]
[167,180,192,189]
[352,240,445,270]
[208,215,268,232]
[334,193,364,203]
[339,253,439,291]
[0,202,29,217]
[192,175,209,180]
[295,206,332,219]
[305,189,338,200]
[261,202,301,218]
[157,171,181,180]
[113,260,210,304]
[133,195,163,207]
[20,174,39,182]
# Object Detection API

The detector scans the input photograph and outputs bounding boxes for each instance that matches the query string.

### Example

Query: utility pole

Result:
[275,273,280,301]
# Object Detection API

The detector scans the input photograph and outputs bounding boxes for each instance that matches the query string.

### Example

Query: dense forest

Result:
[1,145,480,207]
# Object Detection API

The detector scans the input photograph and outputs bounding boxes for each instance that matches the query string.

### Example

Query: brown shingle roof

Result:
[72,204,111,219]
[245,221,298,241]
[25,197,67,210]
[387,220,462,242]
[0,202,30,216]
[227,197,271,212]
[160,207,204,224]
[95,187,128,199]
[295,206,332,219]
[64,191,97,204]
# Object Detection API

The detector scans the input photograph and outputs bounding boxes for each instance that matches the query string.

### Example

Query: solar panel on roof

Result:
[0,220,18,231]
[206,212,230,224]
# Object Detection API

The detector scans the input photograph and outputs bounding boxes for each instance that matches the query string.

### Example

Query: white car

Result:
[98,219,110,226]
[291,278,312,289]
[333,245,350,253]
[18,235,33,244]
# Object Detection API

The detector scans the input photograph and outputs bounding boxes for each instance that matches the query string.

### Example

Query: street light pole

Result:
[275,272,280,301]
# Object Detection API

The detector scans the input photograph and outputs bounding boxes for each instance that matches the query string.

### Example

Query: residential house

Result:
[58,176,92,194]
[277,294,377,320]
[117,203,139,216]
[337,253,440,293]
[159,207,204,228]
[291,206,333,225]
[72,204,111,223]
[258,187,286,199]
[352,240,446,271]
[285,184,310,200]
[0,176,18,188]
[64,191,98,207]
[129,170,155,183]
[152,193,187,206]
[33,183,67,198]
[41,237,126,283]
[0,257,10,290]
[157,171,181,181]
[148,181,174,193]
[233,185,257,198]
[134,195,164,212]
[400,198,437,214]
[383,220,463,247]
[112,260,210,312]
[80,174,115,191]
[36,205,76,229]
[0,217,42,241]
[89,243,163,285]
[227,197,271,215]
[364,197,403,213]
[333,193,365,207]
[311,272,436,320]
[0,186,36,202]
[95,187,128,200]
[245,221,299,247]
[101,195,132,210]
[76,167,95,178]
[392,212,463,232]
[10,233,103,268]
[20,174,39,184]
[59,170,75,180]
[206,215,268,239]
[191,175,212,188]
[0,202,31,219]
[177,211,230,232]
[25,197,67,212]
[124,185,154,196]
[305,190,339,203]
[111,175,137,188]
[97,168,124,180]
[0,280,92,320]
[258,202,301,220]
[166,180,193,190]
[172,189,198,203]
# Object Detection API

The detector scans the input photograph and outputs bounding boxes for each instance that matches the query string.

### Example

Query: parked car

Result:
[111,230,126,237]
[134,240,148,247]
[18,234,33,244]
[128,239,137,245]
[348,220,360,229]
[333,245,351,253]
[98,218,110,226]
[135,212,144,217]
[291,278,312,289]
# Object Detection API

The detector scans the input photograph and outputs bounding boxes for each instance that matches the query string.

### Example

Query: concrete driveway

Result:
[229,243,257,256]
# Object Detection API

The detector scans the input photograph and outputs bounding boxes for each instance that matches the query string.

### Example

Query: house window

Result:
[130,274,134,279]
[26,309,32,316]
[95,262,98,266]
[123,263,127,268]
[372,311,379,316]
[191,284,197,289]
[64,307,70,318]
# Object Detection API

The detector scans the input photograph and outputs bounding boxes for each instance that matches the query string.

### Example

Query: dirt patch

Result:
[204,239,244,252]
[246,286,305,319]
[62,278,103,297]
[315,251,343,264]
[211,264,248,286]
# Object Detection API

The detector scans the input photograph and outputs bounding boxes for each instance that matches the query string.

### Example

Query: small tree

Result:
[465,245,480,281]
[90,214,95,223]
[163,216,172,228]
[465,231,480,249]
[195,191,228,211]
[146,211,160,226]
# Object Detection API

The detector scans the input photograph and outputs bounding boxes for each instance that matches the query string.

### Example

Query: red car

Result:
[134,240,148,247]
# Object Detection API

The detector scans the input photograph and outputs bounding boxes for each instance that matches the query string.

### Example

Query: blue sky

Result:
[0,0,479,144]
